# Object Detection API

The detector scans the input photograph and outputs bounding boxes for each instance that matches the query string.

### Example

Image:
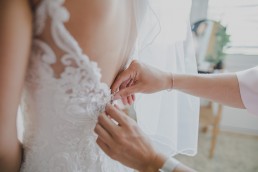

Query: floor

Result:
[175,131,258,172]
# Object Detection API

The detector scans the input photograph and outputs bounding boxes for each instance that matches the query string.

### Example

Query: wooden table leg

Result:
[209,104,223,158]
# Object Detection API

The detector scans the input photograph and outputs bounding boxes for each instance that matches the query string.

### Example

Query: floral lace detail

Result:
[20,0,132,171]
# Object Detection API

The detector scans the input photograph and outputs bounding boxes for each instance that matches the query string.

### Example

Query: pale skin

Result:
[94,60,245,172]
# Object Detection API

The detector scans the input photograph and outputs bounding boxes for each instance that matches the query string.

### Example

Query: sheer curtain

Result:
[133,0,200,157]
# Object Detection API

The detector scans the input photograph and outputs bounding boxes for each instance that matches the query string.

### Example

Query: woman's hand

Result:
[95,104,196,172]
[111,60,173,100]
[94,104,166,172]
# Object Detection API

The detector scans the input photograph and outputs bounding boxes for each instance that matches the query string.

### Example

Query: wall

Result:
[190,0,209,23]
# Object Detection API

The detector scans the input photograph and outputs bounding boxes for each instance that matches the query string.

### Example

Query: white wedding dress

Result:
[19,0,199,171]
[20,0,134,171]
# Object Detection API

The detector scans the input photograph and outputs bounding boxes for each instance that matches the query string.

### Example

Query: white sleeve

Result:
[236,67,258,116]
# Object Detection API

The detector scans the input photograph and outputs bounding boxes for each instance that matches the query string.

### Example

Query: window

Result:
[208,0,258,55]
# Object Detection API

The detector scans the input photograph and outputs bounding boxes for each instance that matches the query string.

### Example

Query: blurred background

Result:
[175,0,258,171]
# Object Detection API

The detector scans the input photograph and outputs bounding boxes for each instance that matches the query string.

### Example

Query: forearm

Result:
[171,73,245,109]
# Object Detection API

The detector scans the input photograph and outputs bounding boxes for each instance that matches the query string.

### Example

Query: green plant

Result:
[206,22,230,65]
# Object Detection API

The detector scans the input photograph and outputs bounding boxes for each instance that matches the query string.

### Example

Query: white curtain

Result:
[133,0,200,157]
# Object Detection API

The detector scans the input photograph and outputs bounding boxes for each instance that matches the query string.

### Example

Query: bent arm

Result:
[173,73,245,109]
[112,61,245,109]
[0,0,32,171]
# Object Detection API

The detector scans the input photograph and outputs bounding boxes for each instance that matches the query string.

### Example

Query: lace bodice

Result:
[20,0,133,171]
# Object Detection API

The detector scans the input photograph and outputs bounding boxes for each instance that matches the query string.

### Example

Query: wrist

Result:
[164,72,174,91]
[144,153,167,172]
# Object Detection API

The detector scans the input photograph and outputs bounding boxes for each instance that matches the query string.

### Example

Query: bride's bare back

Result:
[34,0,136,86]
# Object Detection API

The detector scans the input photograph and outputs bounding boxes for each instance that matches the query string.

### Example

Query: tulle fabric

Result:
[133,0,200,157]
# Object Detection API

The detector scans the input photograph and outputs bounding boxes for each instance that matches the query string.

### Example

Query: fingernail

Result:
[114,104,119,109]
[132,95,135,101]
[113,94,121,100]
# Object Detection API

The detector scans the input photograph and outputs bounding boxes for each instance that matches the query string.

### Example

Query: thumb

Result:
[113,84,140,100]
[111,69,133,94]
